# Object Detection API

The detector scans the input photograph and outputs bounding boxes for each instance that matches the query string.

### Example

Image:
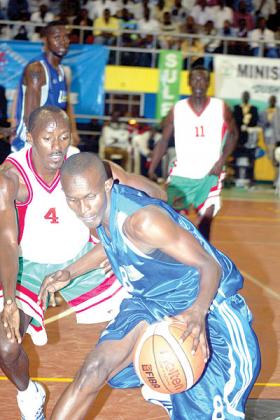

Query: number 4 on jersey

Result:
[44,207,59,224]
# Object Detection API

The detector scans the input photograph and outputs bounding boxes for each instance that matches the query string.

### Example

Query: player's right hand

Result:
[38,270,71,311]
[1,299,21,344]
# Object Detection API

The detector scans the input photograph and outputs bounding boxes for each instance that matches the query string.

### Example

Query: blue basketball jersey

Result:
[14,54,67,148]
[97,183,243,313]
[97,184,260,419]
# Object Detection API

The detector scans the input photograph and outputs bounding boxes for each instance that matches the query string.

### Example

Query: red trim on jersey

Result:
[0,283,43,320]
[187,97,211,117]
[67,273,119,307]
[6,153,34,244]
[75,286,123,314]
[6,154,33,207]
[27,149,60,193]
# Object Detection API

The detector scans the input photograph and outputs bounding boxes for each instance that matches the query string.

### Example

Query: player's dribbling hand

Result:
[169,305,210,363]
[38,270,71,311]
[1,299,21,344]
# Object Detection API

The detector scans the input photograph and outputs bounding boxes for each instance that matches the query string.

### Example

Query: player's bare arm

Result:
[123,206,221,359]
[0,167,25,343]
[109,160,167,201]
[38,242,108,310]
[148,109,174,179]
[209,103,238,176]
[23,62,46,125]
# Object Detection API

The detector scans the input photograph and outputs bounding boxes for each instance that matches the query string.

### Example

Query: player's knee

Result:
[75,353,110,393]
[0,334,21,367]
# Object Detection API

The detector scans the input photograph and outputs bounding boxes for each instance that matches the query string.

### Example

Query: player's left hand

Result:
[38,270,71,311]
[209,159,224,176]
[169,305,209,362]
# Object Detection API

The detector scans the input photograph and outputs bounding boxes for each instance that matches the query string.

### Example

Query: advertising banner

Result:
[156,50,182,120]
[214,55,280,109]
[0,40,108,117]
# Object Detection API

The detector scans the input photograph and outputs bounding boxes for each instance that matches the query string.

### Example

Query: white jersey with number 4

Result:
[6,147,90,264]
[172,97,227,179]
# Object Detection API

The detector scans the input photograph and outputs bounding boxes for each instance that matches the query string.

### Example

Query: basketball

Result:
[133,321,206,395]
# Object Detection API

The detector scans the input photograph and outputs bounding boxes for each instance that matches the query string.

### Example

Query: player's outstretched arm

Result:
[148,109,174,180]
[38,243,109,310]
[109,160,167,201]
[123,206,222,360]
[0,169,22,343]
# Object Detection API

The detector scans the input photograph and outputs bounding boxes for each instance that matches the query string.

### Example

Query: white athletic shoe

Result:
[17,382,46,420]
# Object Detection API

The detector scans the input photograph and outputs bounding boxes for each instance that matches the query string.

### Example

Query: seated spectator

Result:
[267,1,280,32]
[13,10,31,40]
[31,4,55,40]
[100,110,131,170]
[154,0,170,23]
[234,17,251,55]
[200,20,220,69]
[93,7,120,45]
[190,0,215,30]
[254,0,276,20]
[7,0,29,21]
[249,16,278,58]
[180,15,204,68]
[72,8,93,43]
[119,8,139,65]
[213,0,233,30]
[138,7,160,66]
[233,0,254,31]
[117,0,138,18]
[171,0,189,24]
[158,11,180,50]
[218,19,236,54]
[232,0,254,13]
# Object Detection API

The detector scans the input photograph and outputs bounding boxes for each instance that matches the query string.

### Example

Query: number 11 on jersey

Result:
[195,125,205,138]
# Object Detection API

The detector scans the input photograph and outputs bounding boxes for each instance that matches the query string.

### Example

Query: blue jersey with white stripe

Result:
[97,183,243,312]
[15,54,67,144]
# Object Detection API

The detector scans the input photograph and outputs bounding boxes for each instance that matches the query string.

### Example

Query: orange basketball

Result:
[133,321,206,394]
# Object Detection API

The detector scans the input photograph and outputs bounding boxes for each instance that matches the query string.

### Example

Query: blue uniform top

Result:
[14,53,68,150]
[97,184,243,314]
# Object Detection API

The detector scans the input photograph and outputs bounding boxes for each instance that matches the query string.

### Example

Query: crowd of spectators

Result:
[0,0,280,64]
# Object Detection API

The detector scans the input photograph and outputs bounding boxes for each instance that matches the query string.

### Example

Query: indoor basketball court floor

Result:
[0,186,279,420]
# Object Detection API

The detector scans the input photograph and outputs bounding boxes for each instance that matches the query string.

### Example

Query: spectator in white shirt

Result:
[30,4,54,40]
[250,16,278,57]
[254,0,276,19]
[191,0,215,29]
[214,0,233,29]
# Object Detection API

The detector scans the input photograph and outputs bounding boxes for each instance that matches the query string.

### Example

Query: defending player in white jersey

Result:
[149,66,238,241]
[0,105,166,420]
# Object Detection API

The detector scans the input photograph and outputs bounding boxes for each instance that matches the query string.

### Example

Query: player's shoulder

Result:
[0,161,20,197]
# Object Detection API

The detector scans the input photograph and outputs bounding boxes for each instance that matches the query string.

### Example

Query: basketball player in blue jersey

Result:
[0,106,165,420]
[12,21,79,152]
[39,152,260,420]
[148,66,238,241]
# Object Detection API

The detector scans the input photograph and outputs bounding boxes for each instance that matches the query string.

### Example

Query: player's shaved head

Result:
[28,105,70,133]
[61,152,107,183]
[44,20,66,36]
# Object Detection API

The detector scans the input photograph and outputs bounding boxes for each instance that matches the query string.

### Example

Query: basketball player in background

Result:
[148,66,238,241]
[11,20,80,152]
[0,106,165,420]
[39,152,260,419]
